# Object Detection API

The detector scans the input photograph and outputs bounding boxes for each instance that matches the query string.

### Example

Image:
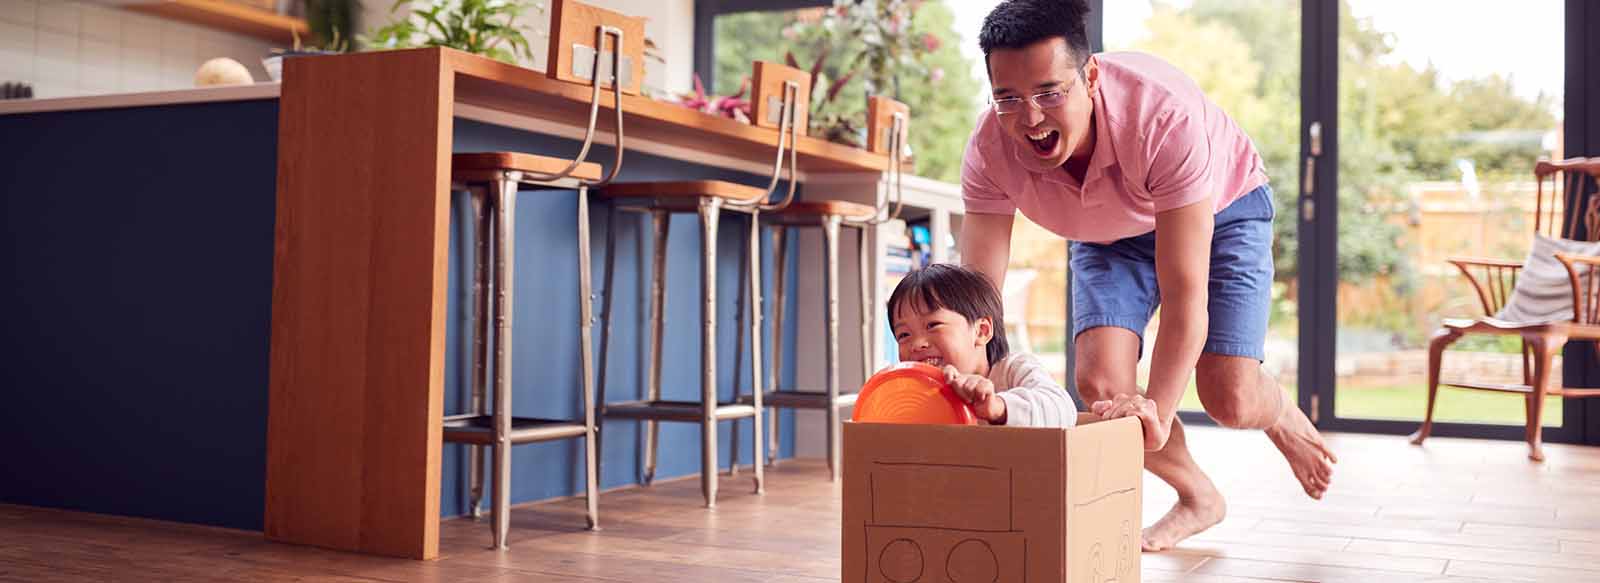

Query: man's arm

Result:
[959,213,1015,292]
[1145,198,1214,446]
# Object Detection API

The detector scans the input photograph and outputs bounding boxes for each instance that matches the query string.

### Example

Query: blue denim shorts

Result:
[1069,184,1275,361]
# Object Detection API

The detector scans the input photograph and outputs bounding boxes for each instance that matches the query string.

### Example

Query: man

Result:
[960,0,1338,551]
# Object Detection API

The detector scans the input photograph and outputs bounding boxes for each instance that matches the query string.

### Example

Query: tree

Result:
[1136,0,1555,282]
[1122,0,1559,344]
[711,1,978,183]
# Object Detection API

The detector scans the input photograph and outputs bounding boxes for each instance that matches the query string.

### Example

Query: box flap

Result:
[1064,415,1143,583]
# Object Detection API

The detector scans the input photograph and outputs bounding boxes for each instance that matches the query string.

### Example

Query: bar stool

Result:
[444,3,636,548]
[595,61,810,508]
[749,97,910,481]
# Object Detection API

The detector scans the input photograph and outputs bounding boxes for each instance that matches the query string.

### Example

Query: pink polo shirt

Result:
[961,52,1268,244]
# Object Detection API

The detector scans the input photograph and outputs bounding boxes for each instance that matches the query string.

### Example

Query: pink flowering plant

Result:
[781,0,942,146]
[677,73,752,123]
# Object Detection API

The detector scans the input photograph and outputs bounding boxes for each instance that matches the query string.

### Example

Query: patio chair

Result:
[1411,157,1600,461]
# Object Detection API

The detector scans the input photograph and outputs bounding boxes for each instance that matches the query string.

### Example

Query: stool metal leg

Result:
[576,185,600,531]
[595,202,619,510]
[857,224,873,388]
[643,210,669,485]
[698,196,723,508]
[729,214,750,478]
[490,176,517,550]
[468,185,491,520]
[822,214,843,482]
[747,211,765,493]
[766,225,787,465]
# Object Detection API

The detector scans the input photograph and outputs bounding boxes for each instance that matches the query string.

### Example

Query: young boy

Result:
[888,264,1077,428]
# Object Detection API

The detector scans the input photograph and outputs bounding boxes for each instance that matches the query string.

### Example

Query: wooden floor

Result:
[7,427,1600,582]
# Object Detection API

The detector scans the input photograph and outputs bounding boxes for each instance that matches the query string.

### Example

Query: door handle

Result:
[1302,121,1321,221]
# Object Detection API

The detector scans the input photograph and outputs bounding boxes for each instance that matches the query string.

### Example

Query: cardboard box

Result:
[843,414,1143,583]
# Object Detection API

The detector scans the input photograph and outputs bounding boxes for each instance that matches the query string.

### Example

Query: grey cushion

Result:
[1495,234,1600,323]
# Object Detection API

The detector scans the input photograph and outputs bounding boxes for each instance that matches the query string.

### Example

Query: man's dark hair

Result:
[886,264,1010,367]
[978,0,1093,74]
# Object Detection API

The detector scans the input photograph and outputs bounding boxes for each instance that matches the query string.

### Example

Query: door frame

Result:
[1300,0,1587,442]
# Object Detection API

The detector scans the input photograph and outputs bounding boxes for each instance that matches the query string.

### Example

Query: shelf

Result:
[124,0,310,46]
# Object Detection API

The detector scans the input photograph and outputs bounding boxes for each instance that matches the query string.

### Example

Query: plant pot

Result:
[262,50,338,83]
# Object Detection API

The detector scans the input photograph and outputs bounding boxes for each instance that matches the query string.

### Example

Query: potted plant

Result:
[263,0,361,82]
[363,0,543,65]
[782,0,940,148]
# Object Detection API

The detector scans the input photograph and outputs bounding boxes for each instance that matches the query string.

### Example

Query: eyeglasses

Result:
[992,75,1079,115]
[993,90,1067,115]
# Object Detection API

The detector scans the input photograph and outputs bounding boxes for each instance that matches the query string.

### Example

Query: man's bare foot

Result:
[1142,487,1226,552]
[1266,404,1338,499]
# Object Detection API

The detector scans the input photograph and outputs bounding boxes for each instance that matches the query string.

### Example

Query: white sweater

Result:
[988,352,1079,428]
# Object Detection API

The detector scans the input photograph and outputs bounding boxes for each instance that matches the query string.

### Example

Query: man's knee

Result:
[1075,368,1134,404]
[1195,356,1274,429]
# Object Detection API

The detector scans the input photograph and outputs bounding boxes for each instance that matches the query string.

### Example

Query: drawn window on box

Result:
[863,441,1136,583]
[864,461,1025,583]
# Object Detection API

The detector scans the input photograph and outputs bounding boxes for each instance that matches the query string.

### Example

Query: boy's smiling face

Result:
[893,302,993,376]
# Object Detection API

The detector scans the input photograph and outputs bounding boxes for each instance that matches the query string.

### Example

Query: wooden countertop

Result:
[437,48,893,174]
[1,48,896,175]
[0,84,280,115]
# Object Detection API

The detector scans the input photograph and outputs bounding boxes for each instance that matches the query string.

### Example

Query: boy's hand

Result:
[1091,394,1167,451]
[942,365,1006,424]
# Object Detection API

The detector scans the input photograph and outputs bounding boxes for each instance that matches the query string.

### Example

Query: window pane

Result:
[1335,0,1565,425]
[1103,1,1302,413]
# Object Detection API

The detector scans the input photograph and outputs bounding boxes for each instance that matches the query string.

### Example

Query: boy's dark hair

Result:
[886,264,1010,366]
[978,0,1093,73]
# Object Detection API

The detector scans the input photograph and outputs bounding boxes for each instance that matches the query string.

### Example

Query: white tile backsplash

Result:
[3,0,278,97]
[80,37,118,88]
[0,0,35,26]
[30,80,78,98]
[120,12,161,50]
[34,29,77,83]
[0,20,32,80]
[34,0,77,35]
[159,22,196,55]
[79,2,119,42]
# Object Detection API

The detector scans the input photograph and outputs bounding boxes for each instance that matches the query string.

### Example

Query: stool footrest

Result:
[603,400,759,422]
[442,416,589,445]
[741,391,858,409]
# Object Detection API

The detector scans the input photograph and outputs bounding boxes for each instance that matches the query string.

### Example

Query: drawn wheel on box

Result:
[946,539,1001,582]
[877,538,922,582]
[874,536,1001,583]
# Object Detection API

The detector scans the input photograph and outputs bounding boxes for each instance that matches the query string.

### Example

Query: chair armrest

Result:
[1446,257,1524,270]
[1536,157,1600,179]
[1554,252,1600,325]
[1446,257,1524,318]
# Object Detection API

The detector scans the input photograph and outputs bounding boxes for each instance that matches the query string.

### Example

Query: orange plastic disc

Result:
[852,362,977,425]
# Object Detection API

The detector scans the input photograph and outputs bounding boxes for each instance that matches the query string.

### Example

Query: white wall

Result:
[0,0,277,99]
[0,0,694,100]
[361,0,695,96]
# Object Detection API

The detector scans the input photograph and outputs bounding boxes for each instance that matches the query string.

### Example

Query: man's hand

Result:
[1091,394,1167,451]
[942,365,1007,424]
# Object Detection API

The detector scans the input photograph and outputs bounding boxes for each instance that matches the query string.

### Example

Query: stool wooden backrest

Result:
[859,96,910,223]
[867,96,909,156]
[751,61,811,137]
[744,61,812,211]
[548,0,647,96]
